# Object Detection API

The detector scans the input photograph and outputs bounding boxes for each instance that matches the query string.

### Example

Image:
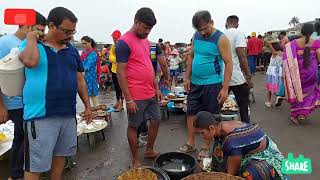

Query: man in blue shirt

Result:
[0,12,46,180]
[19,7,92,180]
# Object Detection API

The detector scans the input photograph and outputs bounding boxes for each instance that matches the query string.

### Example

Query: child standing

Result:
[169,49,182,90]
[265,41,284,107]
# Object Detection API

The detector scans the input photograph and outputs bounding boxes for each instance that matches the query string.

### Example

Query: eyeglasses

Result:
[57,26,77,35]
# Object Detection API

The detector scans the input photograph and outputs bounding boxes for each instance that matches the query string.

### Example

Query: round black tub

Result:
[154,152,197,180]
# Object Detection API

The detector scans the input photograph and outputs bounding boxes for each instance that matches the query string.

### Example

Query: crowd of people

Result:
[0,6,319,180]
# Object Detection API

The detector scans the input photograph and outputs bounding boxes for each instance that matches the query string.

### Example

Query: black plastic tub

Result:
[144,166,170,180]
[154,152,197,180]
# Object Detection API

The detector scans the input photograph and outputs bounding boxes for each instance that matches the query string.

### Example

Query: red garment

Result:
[258,38,263,54]
[80,49,101,83]
[119,31,155,100]
[247,37,262,55]
[100,65,109,73]
[111,30,121,40]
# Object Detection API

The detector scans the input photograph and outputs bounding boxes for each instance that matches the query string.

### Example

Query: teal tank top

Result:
[191,30,224,85]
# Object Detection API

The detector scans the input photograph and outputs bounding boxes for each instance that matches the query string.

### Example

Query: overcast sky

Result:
[1,0,319,44]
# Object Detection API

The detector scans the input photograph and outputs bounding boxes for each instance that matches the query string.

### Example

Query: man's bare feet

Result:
[144,150,160,159]
[130,160,142,168]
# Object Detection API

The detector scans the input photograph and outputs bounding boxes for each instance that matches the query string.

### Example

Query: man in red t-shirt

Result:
[115,7,162,168]
[247,32,261,74]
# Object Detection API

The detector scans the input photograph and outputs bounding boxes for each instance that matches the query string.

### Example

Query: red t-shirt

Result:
[115,32,155,100]
[247,37,262,56]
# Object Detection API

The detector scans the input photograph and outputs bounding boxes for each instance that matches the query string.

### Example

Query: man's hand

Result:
[26,30,44,41]
[246,77,253,89]
[83,107,93,124]
[218,87,229,105]
[266,41,278,56]
[184,78,191,93]
[0,105,9,124]
[126,101,138,114]
[156,89,163,102]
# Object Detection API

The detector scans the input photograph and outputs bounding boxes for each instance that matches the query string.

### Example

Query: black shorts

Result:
[187,83,222,116]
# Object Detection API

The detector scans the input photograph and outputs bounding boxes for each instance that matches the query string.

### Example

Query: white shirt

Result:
[224,28,247,86]
[169,55,182,70]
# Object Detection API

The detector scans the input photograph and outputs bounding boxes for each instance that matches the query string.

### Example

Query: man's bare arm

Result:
[77,72,90,108]
[185,42,194,80]
[218,36,233,90]
[77,72,92,123]
[236,47,253,87]
[19,32,40,68]
[117,63,132,101]
[236,47,251,78]
[157,55,169,81]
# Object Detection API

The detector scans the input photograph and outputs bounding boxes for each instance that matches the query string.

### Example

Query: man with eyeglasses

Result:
[179,10,232,161]
[18,7,92,180]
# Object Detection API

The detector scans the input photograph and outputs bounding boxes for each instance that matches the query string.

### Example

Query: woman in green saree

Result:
[194,111,289,180]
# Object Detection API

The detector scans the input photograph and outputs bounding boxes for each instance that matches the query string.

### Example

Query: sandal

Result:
[178,144,196,153]
[297,115,309,124]
[197,147,210,161]
[275,97,284,107]
[297,115,306,121]
[290,117,299,125]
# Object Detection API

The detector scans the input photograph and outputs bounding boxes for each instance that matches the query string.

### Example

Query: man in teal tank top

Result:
[178,11,233,160]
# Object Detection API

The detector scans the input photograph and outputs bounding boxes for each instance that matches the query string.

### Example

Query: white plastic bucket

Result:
[0,68,25,97]
[0,48,25,97]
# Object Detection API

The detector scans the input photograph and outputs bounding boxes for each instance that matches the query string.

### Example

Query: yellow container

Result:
[0,133,7,143]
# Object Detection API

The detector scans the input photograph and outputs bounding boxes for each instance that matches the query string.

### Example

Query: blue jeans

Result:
[248,55,257,74]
